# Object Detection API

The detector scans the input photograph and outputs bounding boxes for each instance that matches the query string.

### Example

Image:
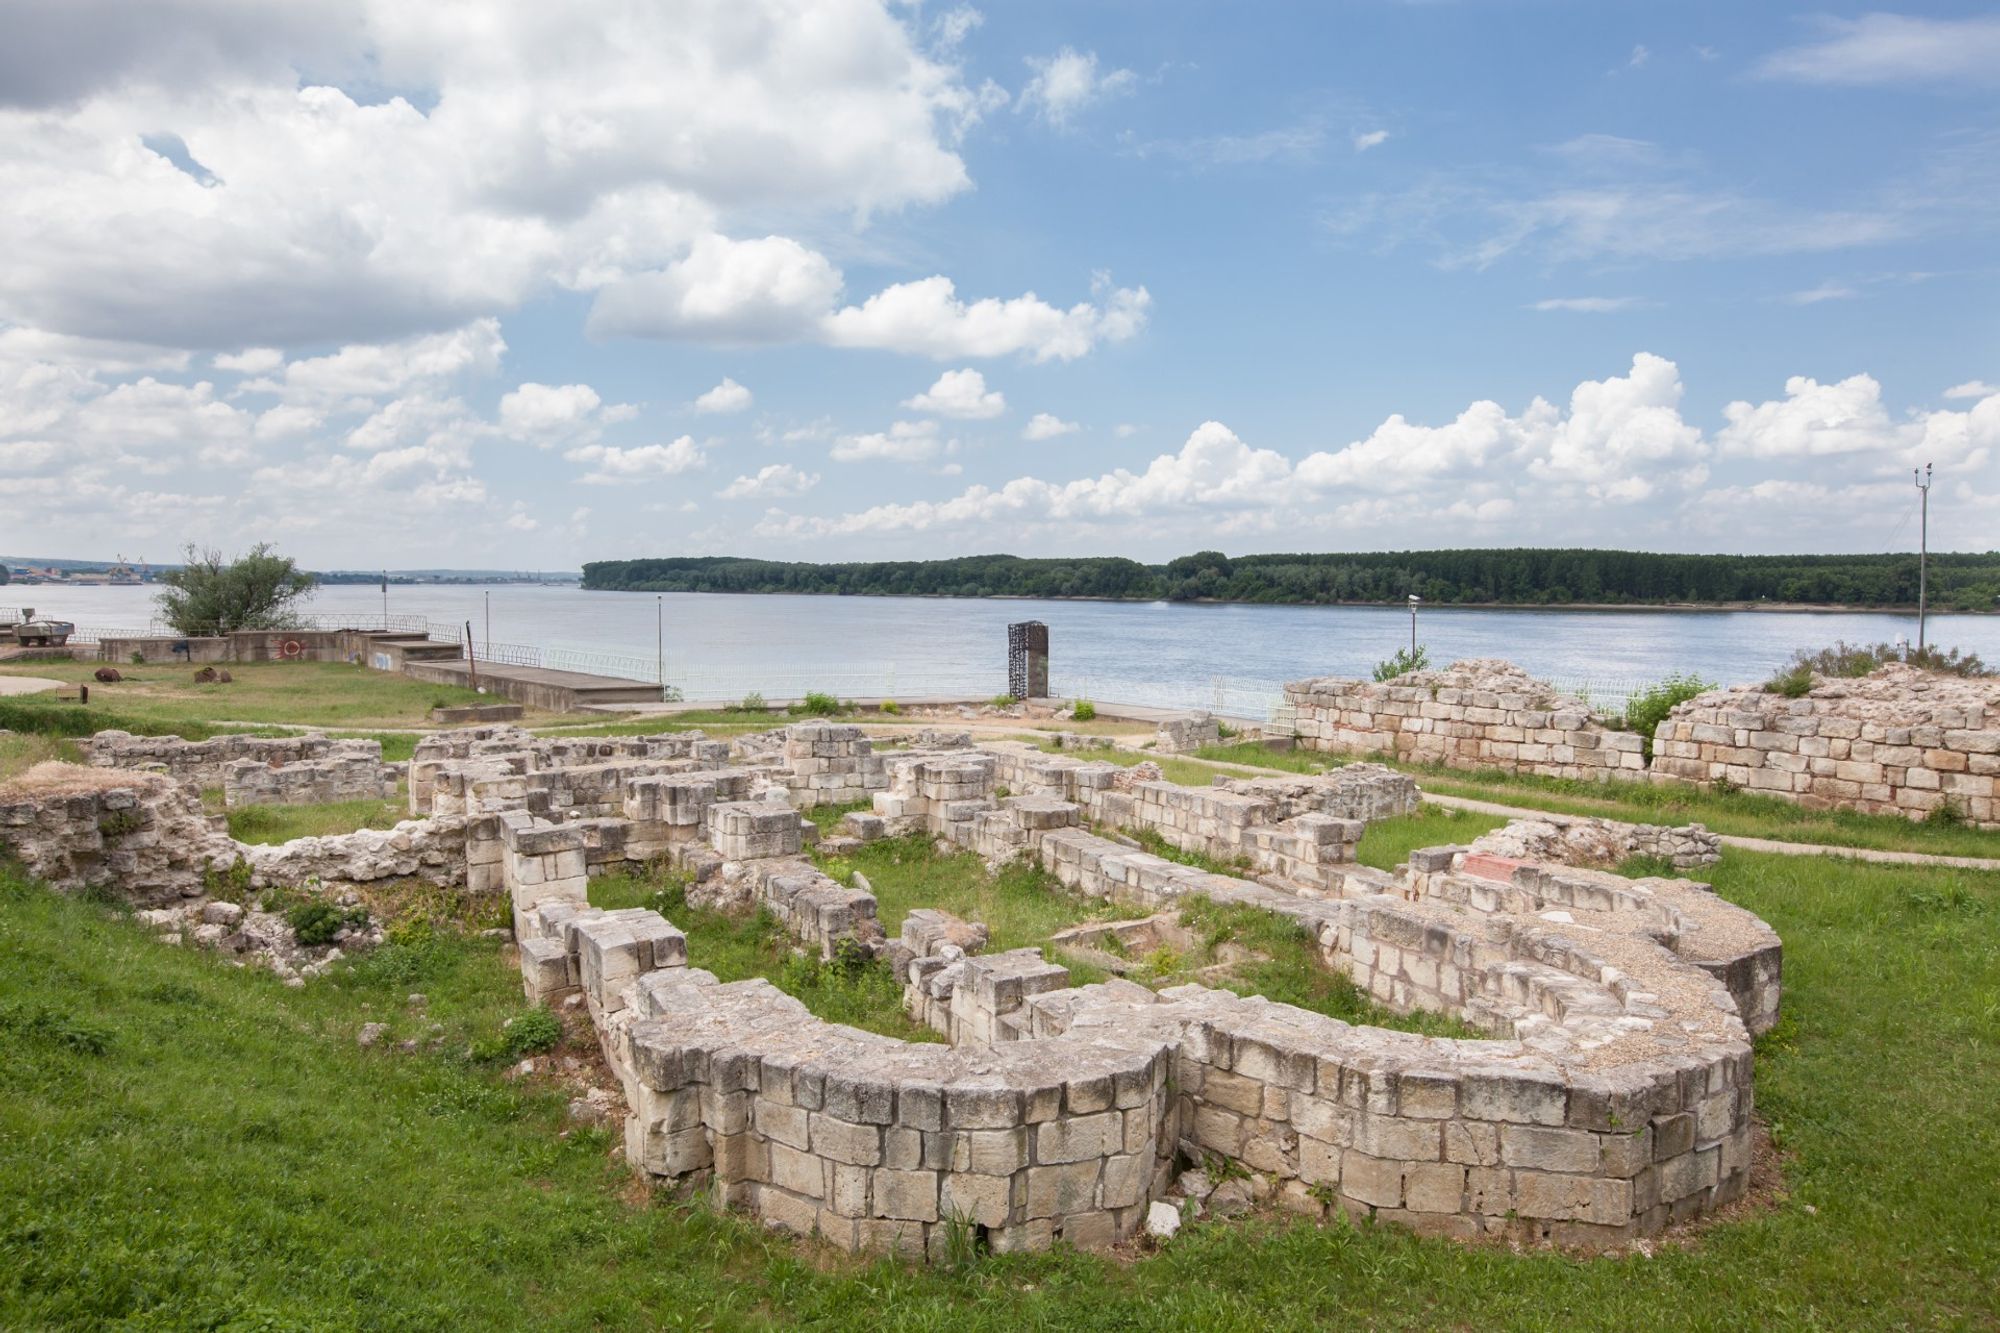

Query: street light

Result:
[1914,463,1932,653]
[1407,593,1421,657]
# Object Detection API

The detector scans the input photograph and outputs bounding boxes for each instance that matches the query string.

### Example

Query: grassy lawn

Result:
[225,791,412,844]
[586,865,938,1043]
[0,658,564,732]
[1186,741,2000,861]
[4,840,1997,1328]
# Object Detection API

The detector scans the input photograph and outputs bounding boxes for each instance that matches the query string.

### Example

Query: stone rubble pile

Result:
[1155,713,1222,754]
[1467,815,1722,870]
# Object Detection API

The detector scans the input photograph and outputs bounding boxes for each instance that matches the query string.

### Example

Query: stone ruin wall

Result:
[1285,656,2000,827]
[86,730,384,791]
[223,749,398,808]
[9,714,1780,1258]
[1283,659,1647,783]
[0,767,238,905]
[1651,665,2000,828]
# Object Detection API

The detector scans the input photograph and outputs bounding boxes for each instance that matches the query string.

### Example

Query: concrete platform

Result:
[405,660,663,712]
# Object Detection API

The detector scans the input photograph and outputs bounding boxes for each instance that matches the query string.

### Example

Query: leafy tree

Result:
[155,543,315,636]
[0,563,10,585]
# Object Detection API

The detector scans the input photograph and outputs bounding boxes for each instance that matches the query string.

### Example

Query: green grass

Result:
[586,866,937,1042]
[1175,896,1479,1038]
[225,792,410,844]
[0,731,83,781]
[1353,807,1507,871]
[1188,741,2000,861]
[5,844,1998,1327]
[817,833,1117,978]
[1035,737,1236,788]
[0,659,547,732]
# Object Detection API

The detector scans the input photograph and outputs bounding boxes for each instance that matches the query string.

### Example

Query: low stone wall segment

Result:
[1284,659,1646,782]
[1286,657,2000,827]
[1652,665,2000,827]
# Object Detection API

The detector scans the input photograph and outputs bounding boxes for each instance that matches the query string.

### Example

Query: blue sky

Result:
[0,0,1995,568]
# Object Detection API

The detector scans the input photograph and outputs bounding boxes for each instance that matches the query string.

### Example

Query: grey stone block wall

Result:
[1283,660,1646,783]
[1652,666,2000,827]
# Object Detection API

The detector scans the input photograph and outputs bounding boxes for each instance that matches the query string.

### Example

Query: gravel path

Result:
[1420,790,2000,872]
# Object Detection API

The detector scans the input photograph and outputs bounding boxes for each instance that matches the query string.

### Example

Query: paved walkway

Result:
[0,675,63,697]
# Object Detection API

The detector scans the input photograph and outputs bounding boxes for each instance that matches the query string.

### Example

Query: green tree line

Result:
[581,550,2000,611]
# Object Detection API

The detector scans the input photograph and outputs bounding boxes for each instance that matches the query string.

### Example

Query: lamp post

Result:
[655,595,664,690]
[1408,593,1421,658]
[1914,463,1932,653]
[484,589,490,658]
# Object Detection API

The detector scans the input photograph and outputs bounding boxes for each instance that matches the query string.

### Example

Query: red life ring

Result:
[280,639,304,659]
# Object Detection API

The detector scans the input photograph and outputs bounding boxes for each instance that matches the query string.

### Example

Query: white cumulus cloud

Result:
[824,275,1149,362]
[694,377,753,414]
[566,437,705,484]
[719,462,819,499]
[831,419,943,463]
[904,367,1006,418]
[1023,412,1078,440]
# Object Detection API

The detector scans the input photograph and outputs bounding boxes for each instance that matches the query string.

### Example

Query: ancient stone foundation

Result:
[223,747,397,808]
[13,712,1784,1259]
[1283,659,1646,781]
[1652,665,2000,827]
[86,730,376,790]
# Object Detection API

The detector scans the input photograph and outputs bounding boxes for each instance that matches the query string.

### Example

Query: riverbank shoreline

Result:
[580,586,1990,616]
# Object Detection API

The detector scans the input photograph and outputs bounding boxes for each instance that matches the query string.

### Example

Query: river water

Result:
[12,583,1996,716]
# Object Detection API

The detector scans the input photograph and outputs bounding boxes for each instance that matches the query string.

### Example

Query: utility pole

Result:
[1915,463,1932,653]
[380,569,388,627]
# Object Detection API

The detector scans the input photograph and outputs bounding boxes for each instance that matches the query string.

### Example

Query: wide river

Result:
[12,583,1997,716]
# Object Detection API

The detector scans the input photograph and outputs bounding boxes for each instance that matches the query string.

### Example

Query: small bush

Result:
[1624,672,1713,759]
[797,691,840,717]
[502,1006,562,1057]
[1070,699,1096,721]
[990,694,1018,709]
[1925,798,1967,827]
[287,899,366,948]
[202,856,256,903]
[735,691,767,713]
[1372,645,1430,682]
[1765,664,1816,698]
[878,699,900,715]
[1773,640,1991,684]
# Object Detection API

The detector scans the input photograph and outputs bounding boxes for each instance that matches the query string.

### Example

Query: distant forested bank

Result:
[581,550,2000,611]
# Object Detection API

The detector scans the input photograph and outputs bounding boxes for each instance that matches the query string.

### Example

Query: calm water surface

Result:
[16,583,1997,714]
